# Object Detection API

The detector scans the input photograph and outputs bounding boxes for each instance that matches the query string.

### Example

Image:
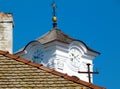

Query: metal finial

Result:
[52,0,57,28]
[52,0,56,16]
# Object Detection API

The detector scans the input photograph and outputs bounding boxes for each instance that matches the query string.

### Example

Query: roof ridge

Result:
[37,28,60,40]
[37,28,74,44]
[55,28,74,40]
[0,50,106,89]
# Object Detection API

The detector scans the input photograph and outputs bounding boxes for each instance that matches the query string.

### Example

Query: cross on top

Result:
[51,0,58,28]
[78,63,99,83]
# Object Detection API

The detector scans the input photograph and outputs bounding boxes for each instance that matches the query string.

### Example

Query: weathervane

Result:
[52,0,57,28]
[78,63,99,83]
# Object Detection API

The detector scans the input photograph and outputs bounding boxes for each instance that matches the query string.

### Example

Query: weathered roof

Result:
[36,28,100,54]
[37,28,74,44]
[0,50,105,89]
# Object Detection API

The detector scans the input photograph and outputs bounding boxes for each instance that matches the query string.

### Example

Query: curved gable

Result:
[69,41,87,54]
[16,40,44,63]
[70,40,100,58]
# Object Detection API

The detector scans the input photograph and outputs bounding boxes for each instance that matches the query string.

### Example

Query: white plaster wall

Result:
[42,41,97,83]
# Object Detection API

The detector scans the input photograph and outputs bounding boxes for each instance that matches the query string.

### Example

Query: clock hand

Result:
[70,57,73,61]
[74,55,79,59]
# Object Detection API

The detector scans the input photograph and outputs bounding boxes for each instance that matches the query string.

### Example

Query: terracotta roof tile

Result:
[0,50,106,89]
[28,61,43,68]
[51,70,66,77]
[15,57,31,64]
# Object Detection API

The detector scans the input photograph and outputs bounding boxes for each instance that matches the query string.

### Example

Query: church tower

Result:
[0,12,14,54]
[15,1,99,83]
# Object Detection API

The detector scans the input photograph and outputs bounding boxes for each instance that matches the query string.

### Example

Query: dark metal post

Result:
[87,63,91,83]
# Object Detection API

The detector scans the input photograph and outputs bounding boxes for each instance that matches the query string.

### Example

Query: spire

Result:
[52,0,57,28]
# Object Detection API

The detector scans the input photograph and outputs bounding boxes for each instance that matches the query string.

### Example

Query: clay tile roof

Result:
[0,50,106,89]
[37,28,74,44]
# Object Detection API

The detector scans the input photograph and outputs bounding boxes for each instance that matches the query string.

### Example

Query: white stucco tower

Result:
[16,28,100,83]
[15,2,100,83]
[0,12,14,54]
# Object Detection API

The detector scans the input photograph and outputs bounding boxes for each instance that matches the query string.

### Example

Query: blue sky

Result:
[0,0,120,89]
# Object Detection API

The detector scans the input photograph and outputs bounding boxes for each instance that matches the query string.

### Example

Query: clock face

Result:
[32,49,44,63]
[68,47,82,68]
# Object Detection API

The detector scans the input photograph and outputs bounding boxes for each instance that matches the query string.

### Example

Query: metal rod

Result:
[52,0,56,16]
[78,71,99,74]
[87,63,91,83]
[78,63,99,83]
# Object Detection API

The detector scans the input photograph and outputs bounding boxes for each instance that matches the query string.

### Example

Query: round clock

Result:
[32,49,44,63]
[68,47,82,68]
